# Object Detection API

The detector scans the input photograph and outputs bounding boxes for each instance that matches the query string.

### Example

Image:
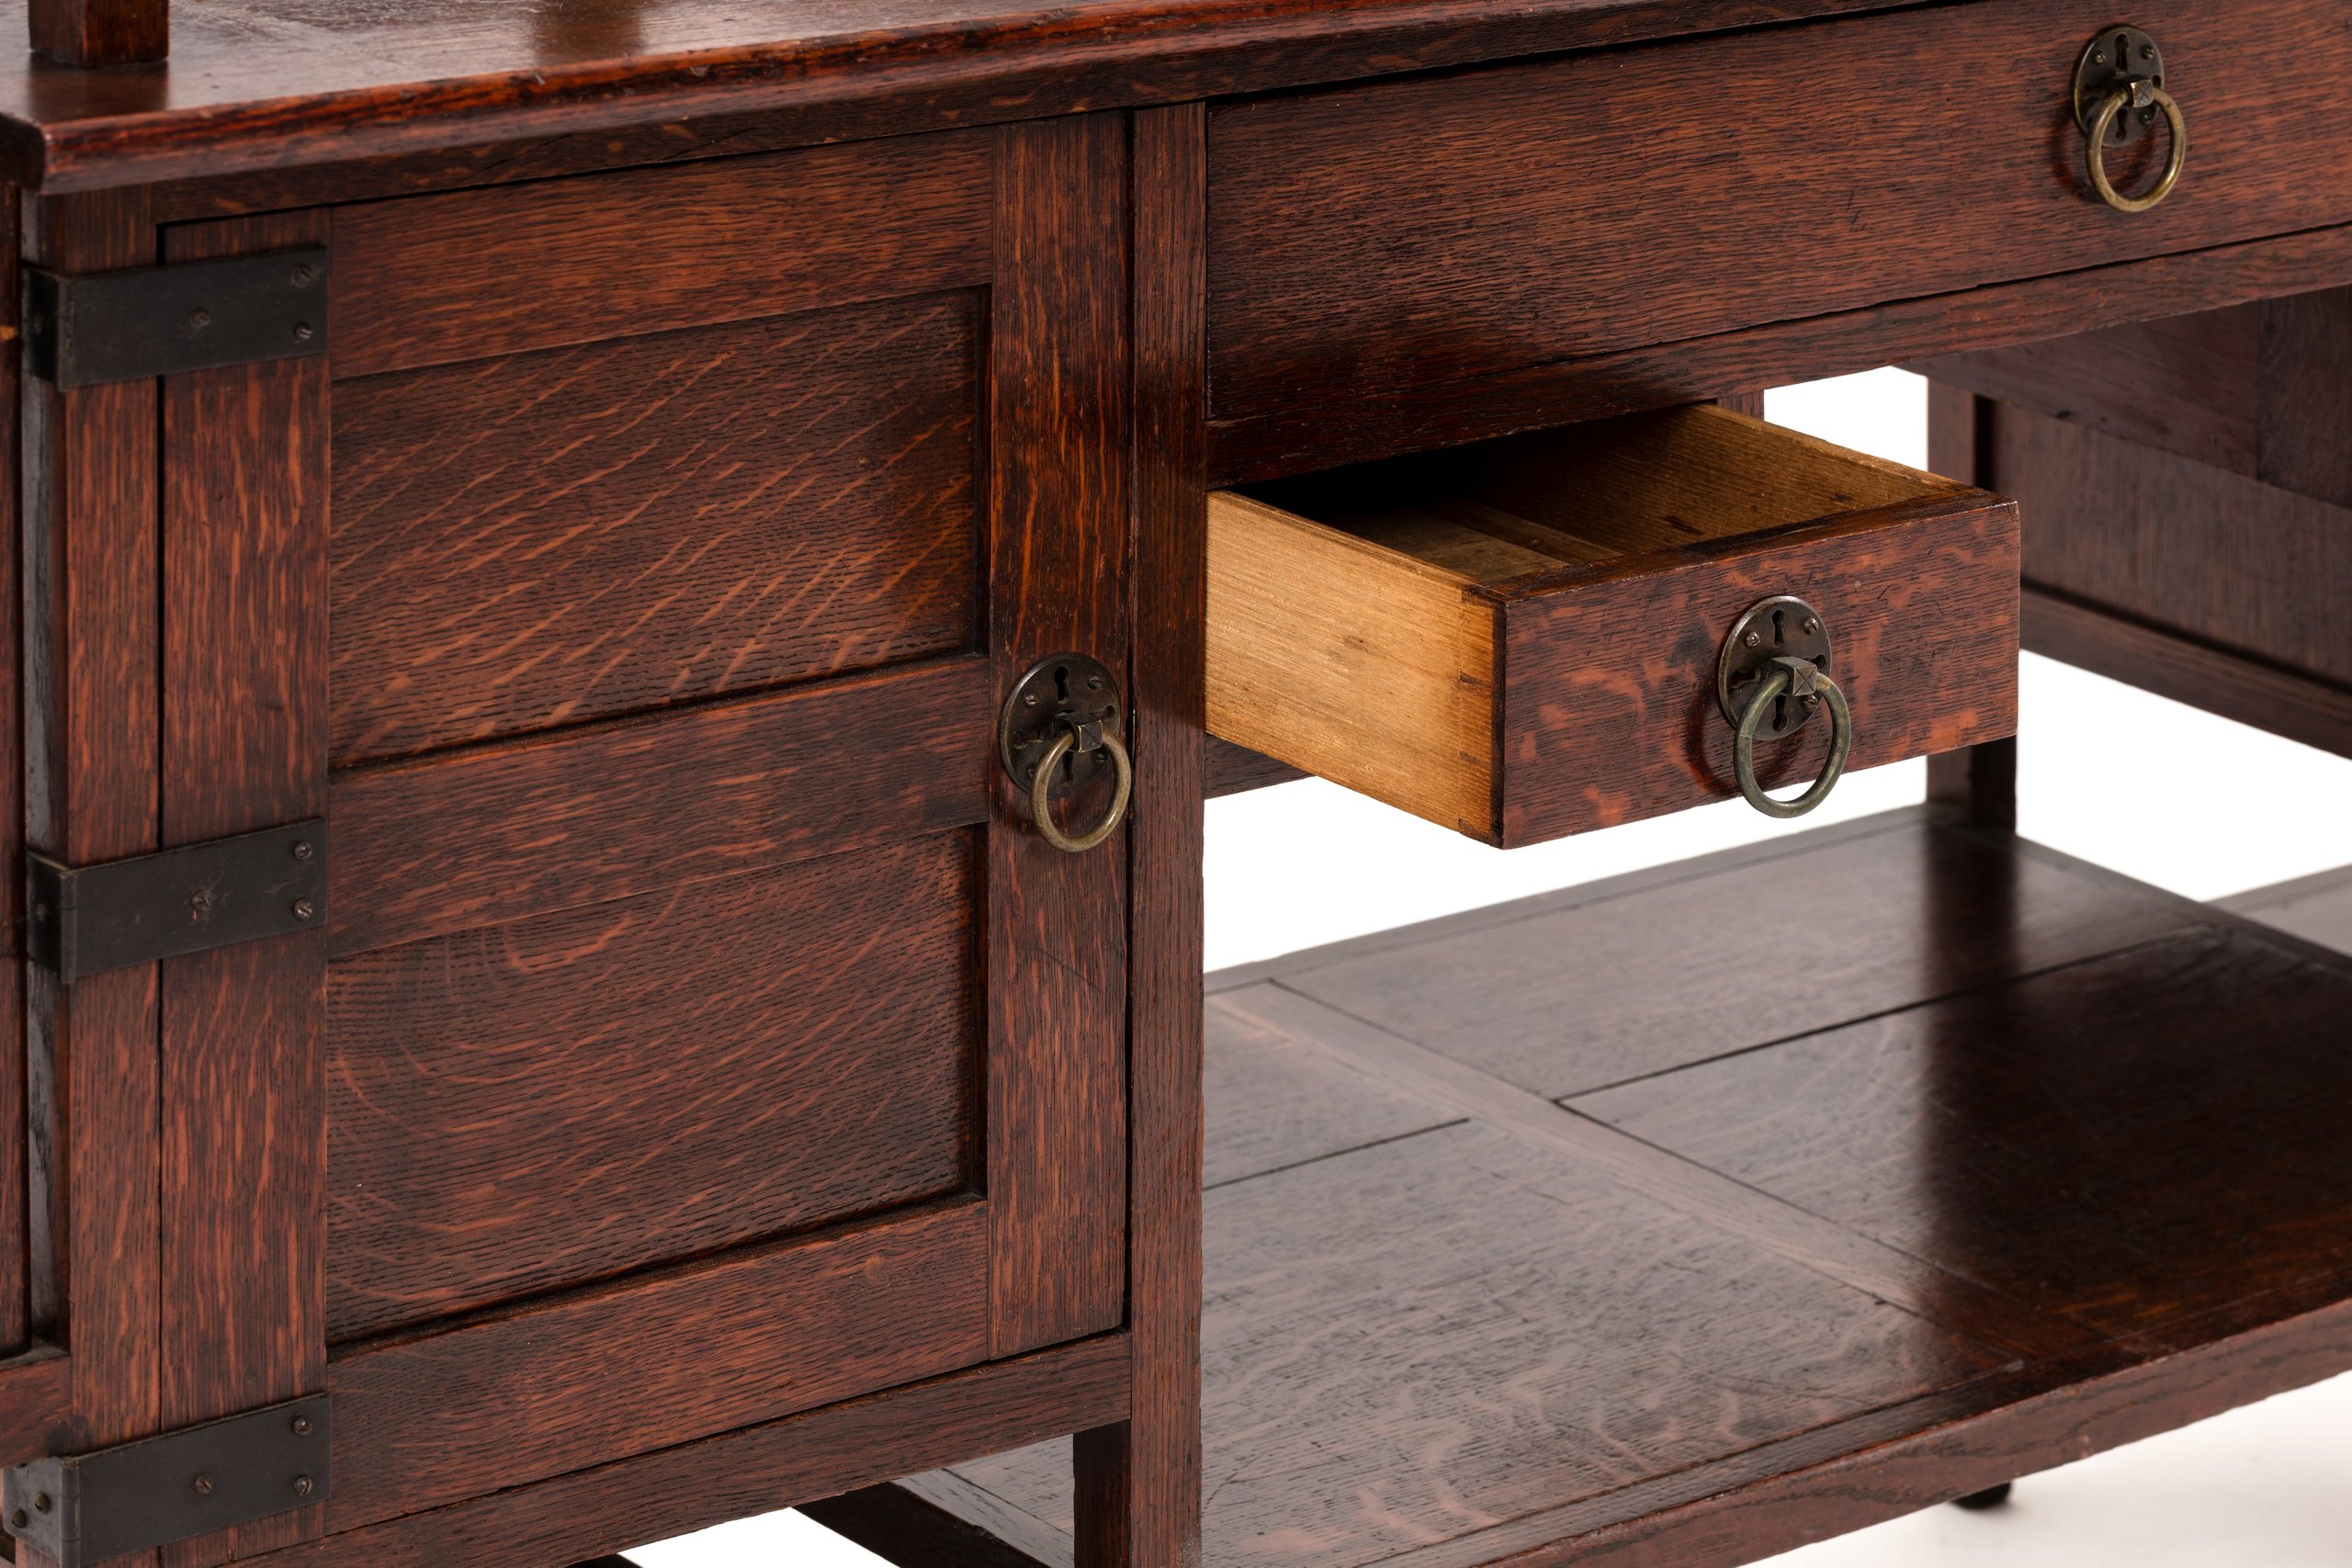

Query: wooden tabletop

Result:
[0,0,1917,191]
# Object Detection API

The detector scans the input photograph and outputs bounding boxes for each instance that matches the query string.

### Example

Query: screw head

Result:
[190,891,214,922]
[291,840,313,861]
[1087,675,1103,690]
[1802,617,1820,635]
[33,1493,50,1514]
[291,264,316,287]
[10,1508,25,1529]
[292,1475,314,1498]
[187,308,213,332]
[292,322,315,344]
[1023,693,1038,706]
[292,898,316,921]
[291,1416,312,1436]
[193,1474,214,1496]
[1743,631,1761,648]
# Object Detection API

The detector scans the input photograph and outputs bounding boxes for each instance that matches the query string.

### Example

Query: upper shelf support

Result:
[30,0,166,65]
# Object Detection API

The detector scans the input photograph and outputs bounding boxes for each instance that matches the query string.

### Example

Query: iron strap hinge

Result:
[21,247,329,388]
[27,819,328,983]
[1,1395,330,1568]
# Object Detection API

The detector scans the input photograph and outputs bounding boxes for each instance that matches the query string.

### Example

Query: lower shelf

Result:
[810,809,2352,1568]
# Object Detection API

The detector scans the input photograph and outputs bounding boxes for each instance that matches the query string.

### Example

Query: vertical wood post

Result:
[28,0,167,66]
[1924,379,2018,830]
[20,185,162,1568]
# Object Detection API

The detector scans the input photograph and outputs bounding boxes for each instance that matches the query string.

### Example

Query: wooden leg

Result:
[1924,378,2020,830]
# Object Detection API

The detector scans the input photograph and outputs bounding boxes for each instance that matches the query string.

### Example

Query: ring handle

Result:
[2086,84,2187,214]
[1028,723,1133,853]
[1734,659,1852,819]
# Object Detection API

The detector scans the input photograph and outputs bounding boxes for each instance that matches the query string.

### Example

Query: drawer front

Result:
[1207,0,2352,427]
[1209,408,2020,845]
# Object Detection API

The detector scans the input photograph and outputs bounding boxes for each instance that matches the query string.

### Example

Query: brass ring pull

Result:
[1734,658,1852,820]
[2086,84,2187,214]
[1028,724,1133,853]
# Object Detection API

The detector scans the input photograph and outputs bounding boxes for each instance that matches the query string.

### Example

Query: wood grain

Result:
[155,209,332,1566]
[329,131,994,378]
[1576,931,2352,1346]
[982,114,1130,1359]
[2002,396,2352,690]
[19,190,162,1514]
[1283,817,2192,1099]
[1210,405,2017,845]
[1211,216,2352,485]
[325,833,978,1341]
[251,1337,1125,1568]
[329,293,982,764]
[1206,0,2352,425]
[27,0,164,65]
[1080,99,1209,1568]
[325,1200,991,1529]
[841,813,2352,1568]
[0,0,1932,195]
[327,654,989,954]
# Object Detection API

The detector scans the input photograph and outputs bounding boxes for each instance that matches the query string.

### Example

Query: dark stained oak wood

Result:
[328,654,990,955]
[27,0,164,67]
[1075,99,1209,1568]
[153,208,332,1566]
[1577,930,2352,1346]
[252,1337,1126,1568]
[19,191,163,1534]
[1202,737,1302,797]
[982,114,1131,1361]
[1283,818,2193,1099]
[329,292,982,765]
[0,1349,72,1463]
[324,1200,991,1529]
[839,813,2352,1568]
[1212,220,2352,484]
[1206,0,2352,428]
[329,132,994,378]
[324,833,978,1342]
[2224,865,2352,957]
[0,0,1929,195]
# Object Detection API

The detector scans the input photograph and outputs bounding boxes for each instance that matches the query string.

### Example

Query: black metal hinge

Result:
[21,247,329,388]
[27,819,328,982]
[1,1395,330,1568]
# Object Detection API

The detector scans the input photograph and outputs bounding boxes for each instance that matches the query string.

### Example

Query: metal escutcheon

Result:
[2073,27,2187,214]
[1717,598,1851,818]
[999,653,1132,853]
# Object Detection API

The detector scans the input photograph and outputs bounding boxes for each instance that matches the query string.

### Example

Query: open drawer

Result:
[1207,404,2020,845]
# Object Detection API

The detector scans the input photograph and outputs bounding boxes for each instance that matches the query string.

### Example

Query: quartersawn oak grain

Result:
[1209,404,2019,845]
[1207,0,2352,427]
[330,292,982,765]
[324,833,979,1342]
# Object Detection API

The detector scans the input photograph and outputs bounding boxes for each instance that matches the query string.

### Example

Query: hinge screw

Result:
[190,891,214,922]
[193,1474,213,1496]
[291,840,313,862]
[292,322,315,344]
[291,899,316,921]
[32,1494,49,1514]
[292,1475,313,1498]
[291,1416,312,1436]
[188,309,212,332]
[291,264,316,287]
[10,1508,25,1529]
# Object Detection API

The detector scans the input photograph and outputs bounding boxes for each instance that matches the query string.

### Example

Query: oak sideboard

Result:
[0,2,2344,1566]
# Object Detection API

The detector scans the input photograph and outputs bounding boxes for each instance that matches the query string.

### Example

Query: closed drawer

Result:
[1208,0,2352,432]
[1207,406,2018,845]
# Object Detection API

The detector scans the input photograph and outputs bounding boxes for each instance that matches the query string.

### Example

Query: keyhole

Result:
[1052,666,1080,786]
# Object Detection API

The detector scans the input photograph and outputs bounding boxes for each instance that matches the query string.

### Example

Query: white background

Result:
[645,371,2352,1567]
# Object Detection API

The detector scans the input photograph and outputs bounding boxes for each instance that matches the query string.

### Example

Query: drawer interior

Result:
[1238,405,1953,588]
[1208,404,2019,843]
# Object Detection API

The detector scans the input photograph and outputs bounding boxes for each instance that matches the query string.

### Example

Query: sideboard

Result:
[0,2,2343,1566]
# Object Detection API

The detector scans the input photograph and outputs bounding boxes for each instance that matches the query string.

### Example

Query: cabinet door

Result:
[12,117,1130,1558]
